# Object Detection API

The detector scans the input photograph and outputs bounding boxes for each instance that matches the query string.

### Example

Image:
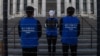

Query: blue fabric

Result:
[46,18,58,37]
[20,17,38,48]
[61,16,80,45]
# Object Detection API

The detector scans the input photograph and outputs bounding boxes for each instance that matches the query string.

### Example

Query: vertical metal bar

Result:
[97,0,100,56]
[81,16,83,36]
[13,26,16,56]
[3,0,8,56]
[1,40,3,56]
[91,27,92,48]
[14,26,15,48]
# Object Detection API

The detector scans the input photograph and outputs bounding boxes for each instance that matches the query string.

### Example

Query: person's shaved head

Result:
[25,6,34,17]
[67,7,75,16]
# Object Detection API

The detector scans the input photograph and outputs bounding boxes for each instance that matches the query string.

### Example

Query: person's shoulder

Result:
[19,17,27,22]
[74,16,77,18]
[73,16,79,20]
[33,17,40,22]
[54,17,58,20]
[73,16,80,23]
[63,16,67,18]
[20,17,26,19]
[60,16,66,21]
[18,17,27,24]
[46,17,50,20]
[33,17,37,20]
[61,16,67,19]
[60,16,65,19]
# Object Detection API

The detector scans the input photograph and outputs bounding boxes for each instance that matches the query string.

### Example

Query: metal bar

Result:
[14,26,16,48]
[80,15,94,49]
[91,27,93,48]
[81,15,84,36]
[3,0,8,56]
[97,0,100,56]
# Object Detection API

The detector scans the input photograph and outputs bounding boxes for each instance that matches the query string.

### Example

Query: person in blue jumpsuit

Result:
[18,6,42,56]
[59,7,80,56]
[45,10,58,56]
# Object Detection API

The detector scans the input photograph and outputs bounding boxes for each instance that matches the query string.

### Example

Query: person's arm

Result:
[59,18,63,36]
[77,21,80,37]
[56,19,58,28]
[18,22,21,37]
[44,19,48,28]
[37,20,42,39]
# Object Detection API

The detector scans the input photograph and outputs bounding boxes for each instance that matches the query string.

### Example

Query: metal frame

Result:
[97,0,100,56]
[3,0,8,56]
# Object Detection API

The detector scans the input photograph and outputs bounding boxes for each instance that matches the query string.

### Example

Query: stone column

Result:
[42,0,46,17]
[72,0,76,15]
[72,0,76,8]
[8,0,10,19]
[34,0,38,17]
[87,0,91,14]
[8,0,10,14]
[94,0,97,20]
[12,0,17,18]
[0,0,3,19]
[27,0,32,6]
[57,0,61,17]
[20,0,24,16]
[64,0,69,15]
[79,0,83,15]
